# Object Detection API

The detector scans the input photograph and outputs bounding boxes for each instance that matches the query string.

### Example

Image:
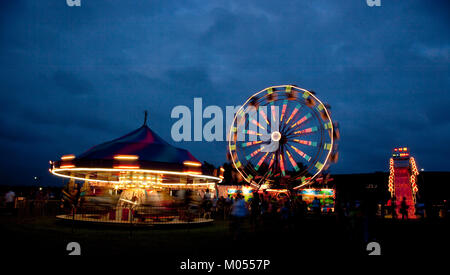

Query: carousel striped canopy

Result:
[76,124,199,165]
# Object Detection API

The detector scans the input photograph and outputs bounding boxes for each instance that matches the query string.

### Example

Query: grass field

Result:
[1,214,448,258]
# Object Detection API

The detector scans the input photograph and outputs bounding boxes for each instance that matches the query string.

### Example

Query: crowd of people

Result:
[2,186,449,226]
[195,190,450,243]
[197,191,325,240]
[202,192,312,220]
[0,188,59,216]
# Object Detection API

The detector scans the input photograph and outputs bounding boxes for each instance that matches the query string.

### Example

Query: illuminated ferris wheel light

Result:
[228,85,339,190]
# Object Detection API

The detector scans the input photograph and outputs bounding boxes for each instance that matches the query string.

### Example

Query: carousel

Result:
[50,113,223,226]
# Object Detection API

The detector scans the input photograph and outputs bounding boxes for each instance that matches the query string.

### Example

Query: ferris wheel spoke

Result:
[241,140,263,148]
[279,153,286,176]
[290,145,312,162]
[245,146,264,161]
[242,129,263,137]
[291,139,318,147]
[285,149,300,172]
[290,113,312,129]
[283,128,309,139]
[280,116,290,134]
[258,107,270,126]
[285,104,301,125]
[267,153,275,176]
[293,126,318,135]
[280,100,288,123]
[250,118,266,131]
[283,119,308,137]
[254,152,270,171]
[270,104,278,123]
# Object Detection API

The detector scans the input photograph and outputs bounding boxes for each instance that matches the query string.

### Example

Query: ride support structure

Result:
[388,147,419,219]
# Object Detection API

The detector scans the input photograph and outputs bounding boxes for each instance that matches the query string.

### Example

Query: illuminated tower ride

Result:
[388,147,419,218]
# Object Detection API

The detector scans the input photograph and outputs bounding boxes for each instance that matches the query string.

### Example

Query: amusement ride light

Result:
[61,154,76,160]
[114,155,139,160]
[183,161,202,167]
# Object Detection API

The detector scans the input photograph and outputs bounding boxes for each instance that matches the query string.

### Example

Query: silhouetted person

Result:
[415,201,425,220]
[217,196,225,219]
[230,194,248,240]
[280,201,291,231]
[361,197,378,243]
[250,193,260,230]
[390,197,397,219]
[4,190,15,210]
[293,195,307,220]
[380,200,386,219]
[312,197,321,216]
[348,201,364,249]
[260,197,269,226]
[182,189,193,221]
[400,197,409,220]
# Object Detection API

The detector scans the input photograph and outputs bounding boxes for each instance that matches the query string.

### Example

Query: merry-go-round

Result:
[50,114,223,226]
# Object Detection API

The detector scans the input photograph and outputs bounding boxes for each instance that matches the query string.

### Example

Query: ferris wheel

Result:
[228,85,339,190]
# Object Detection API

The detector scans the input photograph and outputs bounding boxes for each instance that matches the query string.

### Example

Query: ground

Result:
[1,214,448,260]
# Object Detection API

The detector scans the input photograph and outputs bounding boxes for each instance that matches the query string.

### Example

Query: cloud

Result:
[53,70,94,95]
[0,0,449,186]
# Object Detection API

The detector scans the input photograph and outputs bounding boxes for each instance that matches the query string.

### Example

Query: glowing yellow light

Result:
[61,154,75,160]
[119,198,138,205]
[156,182,215,186]
[50,167,222,184]
[113,165,140,169]
[60,164,75,168]
[388,158,395,195]
[114,155,139,160]
[266,189,288,192]
[260,184,270,189]
[242,186,253,194]
[183,161,202,167]
[184,171,202,175]
[220,167,225,172]
[302,188,334,193]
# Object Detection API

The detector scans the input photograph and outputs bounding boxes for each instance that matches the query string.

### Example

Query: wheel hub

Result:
[271,131,281,142]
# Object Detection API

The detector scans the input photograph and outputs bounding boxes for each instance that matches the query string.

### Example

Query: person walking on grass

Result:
[230,194,249,240]
[5,190,15,210]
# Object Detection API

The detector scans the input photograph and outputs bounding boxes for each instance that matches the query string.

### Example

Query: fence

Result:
[11,197,213,226]
[60,204,213,226]
[14,198,63,219]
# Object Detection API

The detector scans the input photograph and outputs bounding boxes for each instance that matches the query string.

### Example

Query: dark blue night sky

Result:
[0,0,449,186]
